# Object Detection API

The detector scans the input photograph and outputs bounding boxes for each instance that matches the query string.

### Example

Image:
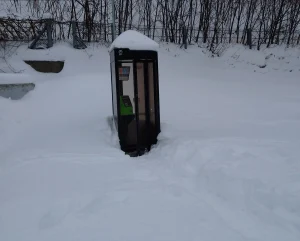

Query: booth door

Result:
[135,62,156,150]
[118,61,157,152]
[118,62,137,148]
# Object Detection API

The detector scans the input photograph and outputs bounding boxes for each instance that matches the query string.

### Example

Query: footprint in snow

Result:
[38,202,70,230]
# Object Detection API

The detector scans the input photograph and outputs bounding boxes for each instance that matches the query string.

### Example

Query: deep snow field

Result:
[1,41,300,241]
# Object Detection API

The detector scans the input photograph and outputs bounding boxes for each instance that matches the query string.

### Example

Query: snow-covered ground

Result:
[1,42,300,241]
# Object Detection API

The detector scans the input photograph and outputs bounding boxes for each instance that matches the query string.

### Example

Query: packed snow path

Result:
[1,44,300,241]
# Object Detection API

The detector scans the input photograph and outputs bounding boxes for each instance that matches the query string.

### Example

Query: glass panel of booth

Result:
[135,62,148,147]
[118,62,135,115]
[148,62,156,127]
[136,62,146,120]
[118,61,137,146]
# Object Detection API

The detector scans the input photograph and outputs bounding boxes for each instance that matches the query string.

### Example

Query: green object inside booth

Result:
[120,95,133,116]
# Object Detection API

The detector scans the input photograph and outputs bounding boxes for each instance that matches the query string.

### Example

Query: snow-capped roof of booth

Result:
[109,30,159,52]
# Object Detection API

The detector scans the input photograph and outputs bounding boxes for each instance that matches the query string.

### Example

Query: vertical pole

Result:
[247,28,252,49]
[72,21,76,48]
[184,26,187,49]
[111,0,116,41]
[153,58,161,138]
[144,62,151,152]
[133,61,140,156]
[46,18,53,48]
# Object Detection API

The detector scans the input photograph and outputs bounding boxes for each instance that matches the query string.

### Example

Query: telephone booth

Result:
[109,30,161,156]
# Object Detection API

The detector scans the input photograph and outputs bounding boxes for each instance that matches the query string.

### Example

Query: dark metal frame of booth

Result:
[110,48,161,156]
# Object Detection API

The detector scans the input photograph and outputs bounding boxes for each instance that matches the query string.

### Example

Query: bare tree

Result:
[1,0,300,50]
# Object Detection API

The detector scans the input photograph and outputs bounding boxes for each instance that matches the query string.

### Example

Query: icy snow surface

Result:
[1,43,300,241]
[109,30,159,52]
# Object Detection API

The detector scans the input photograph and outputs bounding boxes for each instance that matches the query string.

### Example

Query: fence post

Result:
[72,21,87,49]
[29,18,53,49]
[46,18,53,48]
[247,28,252,49]
[72,21,76,48]
[111,23,115,42]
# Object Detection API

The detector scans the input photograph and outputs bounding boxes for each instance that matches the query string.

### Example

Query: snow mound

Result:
[221,44,300,73]
[109,30,159,52]
[222,45,266,68]
[263,45,300,72]
[0,42,110,77]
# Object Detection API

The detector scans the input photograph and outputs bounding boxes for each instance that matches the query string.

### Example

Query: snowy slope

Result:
[1,42,300,241]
